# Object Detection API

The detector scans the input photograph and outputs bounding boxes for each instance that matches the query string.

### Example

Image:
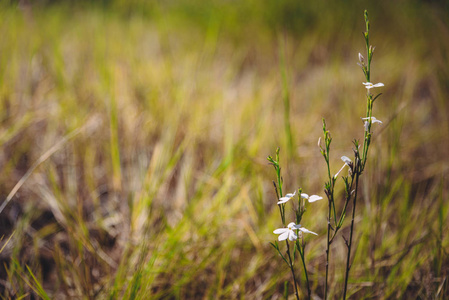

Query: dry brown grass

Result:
[0,1,448,299]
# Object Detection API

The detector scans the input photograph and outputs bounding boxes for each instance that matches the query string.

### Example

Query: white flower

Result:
[363,82,384,90]
[277,191,296,204]
[301,193,323,203]
[362,116,383,131]
[273,222,318,241]
[297,225,318,236]
[274,222,298,241]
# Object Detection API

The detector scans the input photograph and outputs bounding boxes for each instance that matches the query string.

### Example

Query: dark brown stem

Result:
[343,167,361,299]
[325,197,331,299]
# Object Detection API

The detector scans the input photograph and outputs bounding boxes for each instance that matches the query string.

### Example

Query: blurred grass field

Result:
[0,1,448,299]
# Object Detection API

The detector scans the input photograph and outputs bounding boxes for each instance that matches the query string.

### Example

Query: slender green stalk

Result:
[284,281,289,300]
[328,168,357,244]
[268,149,301,300]
[269,148,286,225]
[295,192,310,300]
[343,10,381,299]
[297,240,311,299]
[285,241,301,300]
[325,195,331,300]
[320,120,337,300]
[343,159,361,300]
[319,10,382,299]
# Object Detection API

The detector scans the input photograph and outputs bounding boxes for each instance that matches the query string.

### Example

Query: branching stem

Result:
[343,164,361,299]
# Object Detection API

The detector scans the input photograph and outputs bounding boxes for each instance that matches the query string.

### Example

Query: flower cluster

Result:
[277,191,323,205]
[273,191,321,242]
[361,79,384,132]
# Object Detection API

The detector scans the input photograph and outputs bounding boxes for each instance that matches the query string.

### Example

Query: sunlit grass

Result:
[0,2,448,299]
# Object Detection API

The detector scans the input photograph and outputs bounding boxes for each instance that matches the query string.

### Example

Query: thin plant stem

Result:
[297,241,311,300]
[276,152,286,225]
[269,150,303,299]
[285,241,300,300]
[324,213,331,300]
[272,180,286,228]
[343,10,379,298]
[321,121,336,300]
[325,194,331,300]
[330,171,356,243]
[343,162,361,299]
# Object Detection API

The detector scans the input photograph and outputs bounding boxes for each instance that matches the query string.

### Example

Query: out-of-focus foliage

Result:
[0,0,448,298]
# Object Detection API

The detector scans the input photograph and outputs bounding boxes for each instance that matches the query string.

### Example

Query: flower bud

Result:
[358,53,365,63]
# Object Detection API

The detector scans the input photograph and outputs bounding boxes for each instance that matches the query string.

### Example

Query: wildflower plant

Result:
[268,148,321,300]
[319,10,384,299]
[268,10,384,299]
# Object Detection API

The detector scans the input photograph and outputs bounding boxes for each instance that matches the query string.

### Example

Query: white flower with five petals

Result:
[363,82,384,90]
[274,222,318,241]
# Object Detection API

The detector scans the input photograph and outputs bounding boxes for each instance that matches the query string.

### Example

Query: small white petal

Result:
[299,227,318,235]
[308,195,323,202]
[277,192,296,204]
[273,228,288,234]
[358,53,365,63]
[373,83,384,88]
[362,116,379,121]
[341,156,352,165]
[278,193,292,203]
[288,231,298,241]
[362,117,382,132]
[300,193,309,199]
[277,197,289,204]
[278,231,289,241]
[287,222,296,228]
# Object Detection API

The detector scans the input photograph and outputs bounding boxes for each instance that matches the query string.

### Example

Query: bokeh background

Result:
[0,0,448,298]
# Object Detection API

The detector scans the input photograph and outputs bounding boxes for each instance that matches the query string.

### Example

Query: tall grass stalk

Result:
[279,37,294,158]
